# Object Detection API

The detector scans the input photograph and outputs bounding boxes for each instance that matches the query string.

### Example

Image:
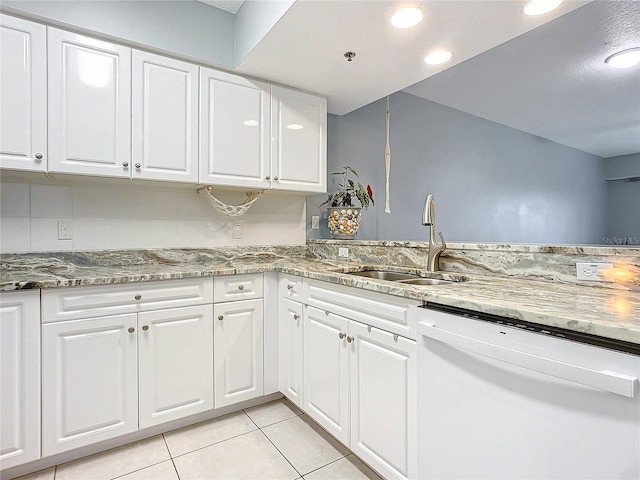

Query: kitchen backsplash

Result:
[307,240,640,291]
[0,182,306,253]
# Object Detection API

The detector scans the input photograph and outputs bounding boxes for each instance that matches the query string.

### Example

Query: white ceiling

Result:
[234,0,587,115]
[403,1,640,158]
[197,0,639,158]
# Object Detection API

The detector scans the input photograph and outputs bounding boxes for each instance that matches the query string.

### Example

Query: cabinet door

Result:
[349,321,417,480]
[214,299,264,408]
[42,314,138,456]
[138,305,213,429]
[48,28,131,178]
[0,15,47,172]
[199,68,270,188]
[271,86,327,193]
[303,306,349,445]
[278,298,304,407]
[132,51,198,183]
[0,290,41,469]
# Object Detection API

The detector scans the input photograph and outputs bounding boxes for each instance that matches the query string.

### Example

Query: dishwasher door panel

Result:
[417,315,640,480]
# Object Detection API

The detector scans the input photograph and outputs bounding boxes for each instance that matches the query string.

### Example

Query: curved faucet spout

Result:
[422,194,435,226]
[422,194,446,271]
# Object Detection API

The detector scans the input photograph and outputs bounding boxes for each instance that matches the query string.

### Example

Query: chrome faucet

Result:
[422,194,446,271]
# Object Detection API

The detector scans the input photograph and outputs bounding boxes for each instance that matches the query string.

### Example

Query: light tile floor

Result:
[16,399,381,480]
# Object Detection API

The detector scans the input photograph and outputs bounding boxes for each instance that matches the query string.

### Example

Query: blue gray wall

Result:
[1,1,231,67]
[308,91,609,245]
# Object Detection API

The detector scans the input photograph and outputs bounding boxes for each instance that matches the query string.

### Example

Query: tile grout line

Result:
[257,428,304,479]
[167,428,259,460]
[161,433,181,480]
[298,454,351,478]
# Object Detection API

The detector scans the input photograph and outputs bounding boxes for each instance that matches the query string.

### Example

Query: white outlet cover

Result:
[576,262,613,282]
[233,223,243,239]
[338,247,349,258]
[57,220,73,240]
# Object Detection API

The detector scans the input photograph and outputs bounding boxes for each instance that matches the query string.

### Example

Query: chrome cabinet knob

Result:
[293,314,300,320]
[274,176,279,181]
[238,285,244,291]
[218,315,224,321]
[346,336,354,343]
[287,284,294,290]
[142,325,149,331]
[339,332,346,339]
[128,327,135,334]
[35,153,43,160]
[135,163,141,169]
[135,295,141,300]
[122,161,129,168]
[265,176,271,180]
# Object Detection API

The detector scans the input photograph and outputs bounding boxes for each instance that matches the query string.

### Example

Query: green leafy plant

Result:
[320,166,374,210]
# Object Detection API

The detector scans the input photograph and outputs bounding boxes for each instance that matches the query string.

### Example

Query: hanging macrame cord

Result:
[385,96,391,213]
[197,187,265,217]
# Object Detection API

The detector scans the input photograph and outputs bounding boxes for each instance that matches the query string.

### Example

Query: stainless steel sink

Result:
[348,269,469,286]
[396,278,457,286]
[348,270,421,281]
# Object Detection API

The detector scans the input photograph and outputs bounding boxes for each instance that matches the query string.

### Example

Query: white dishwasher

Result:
[417,303,640,480]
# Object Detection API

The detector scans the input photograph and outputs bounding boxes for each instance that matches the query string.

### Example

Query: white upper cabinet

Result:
[48,28,131,178]
[1,14,327,192]
[199,68,271,188]
[271,86,327,193]
[0,15,47,172]
[132,51,199,183]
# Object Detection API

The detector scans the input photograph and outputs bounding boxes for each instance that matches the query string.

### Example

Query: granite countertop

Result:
[1,248,639,346]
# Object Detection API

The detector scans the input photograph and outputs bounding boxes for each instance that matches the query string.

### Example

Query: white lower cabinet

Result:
[349,321,416,480]
[42,314,139,456]
[303,306,350,445]
[0,290,41,469]
[41,279,214,456]
[278,297,304,408]
[138,305,214,429]
[43,305,214,455]
[214,298,264,408]
[294,281,418,480]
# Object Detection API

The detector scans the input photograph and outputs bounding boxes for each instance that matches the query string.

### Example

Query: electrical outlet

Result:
[57,220,73,240]
[338,247,349,258]
[576,262,613,282]
[233,223,243,239]
[311,215,320,229]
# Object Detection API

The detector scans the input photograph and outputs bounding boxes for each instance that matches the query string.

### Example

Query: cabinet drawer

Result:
[214,274,263,302]
[306,280,420,340]
[43,278,213,323]
[278,274,308,303]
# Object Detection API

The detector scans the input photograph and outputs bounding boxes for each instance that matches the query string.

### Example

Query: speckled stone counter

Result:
[1,245,639,346]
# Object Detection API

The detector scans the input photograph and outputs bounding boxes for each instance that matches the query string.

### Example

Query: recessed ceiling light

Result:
[424,50,453,65]
[287,124,304,130]
[605,48,640,68]
[522,0,563,16]
[390,7,423,29]
[243,120,259,126]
